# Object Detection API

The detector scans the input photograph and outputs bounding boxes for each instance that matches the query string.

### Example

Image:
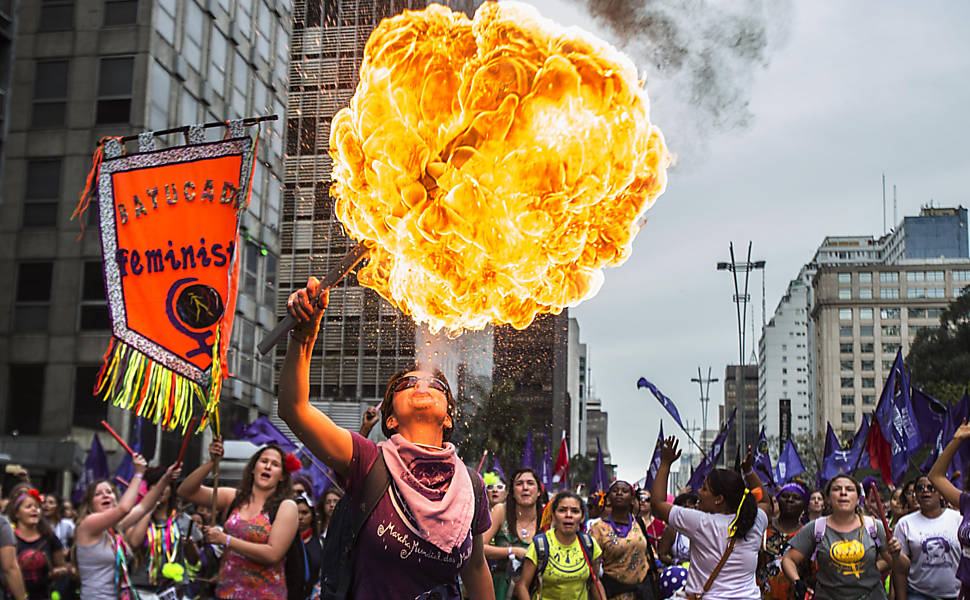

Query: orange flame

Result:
[330,1,671,334]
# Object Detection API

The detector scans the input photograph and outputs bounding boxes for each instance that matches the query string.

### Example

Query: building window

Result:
[861,377,875,388]
[839,325,853,337]
[880,288,899,299]
[882,343,900,354]
[73,366,108,428]
[14,262,53,332]
[838,289,851,300]
[840,342,853,353]
[862,394,875,405]
[859,308,873,320]
[155,0,176,43]
[907,271,925,282]
[840,359,853,371]
[841,395,854,406]
[32,60,69,128]
[859,288,872,299]
[839,308,852,320]
[254,1,272,62]
[23,158,62,227]
[97,56,134,124]
[841,377,854,389]
[104,0,138,25]
[861,360,874,371]
[882,308,901,319]
[881,325,900,337]
[860,342,874,353]
[40,0,74,30]
[859,272,872,283]
[860,325,873,337]
[842,412,855,424]
[148,60,171,131]
[231,50,249,118]
[208,26,227,97]
[953,270,970,282]
[243,241,259,298]
[6,365,45,434]
[879,272,899,283]
[79,261,110,330]
[183,0,205,72]
[838,273,851,284]
[926,270,944,281]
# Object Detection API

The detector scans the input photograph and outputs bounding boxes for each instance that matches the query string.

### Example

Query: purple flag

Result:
[930,394,970,480]
[637,378,685,429]
[73,434,110,504]
[541,434,554,489]
[873,350,921,484]
[590,438,609,492]
[911,388,947,450]
[644,423,664,492]
[491,456,506,481]
[295,447,332,499]
[521,430,536,472]
[775,438,806,483]
[753,427,775,490]
[687,408,735,492]
[234,415,297,453]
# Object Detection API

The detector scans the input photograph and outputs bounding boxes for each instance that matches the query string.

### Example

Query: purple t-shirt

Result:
[345,432,491,599]
[957,491,970,585]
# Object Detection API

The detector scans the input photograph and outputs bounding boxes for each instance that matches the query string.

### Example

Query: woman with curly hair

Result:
[483,468,546,599]
[178,441,298,599]
[589,480,651,599]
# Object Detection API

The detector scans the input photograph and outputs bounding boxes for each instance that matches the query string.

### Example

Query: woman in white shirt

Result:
[650,438,770,600]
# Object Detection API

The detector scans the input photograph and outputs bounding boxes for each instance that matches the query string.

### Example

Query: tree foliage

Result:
[907,290,970,403]
[568,453,594,490]
[453,380,531,476]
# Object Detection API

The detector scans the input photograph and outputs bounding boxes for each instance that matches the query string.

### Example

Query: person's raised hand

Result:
[287,276,328,327]
[740,445,755,473]
[132,453,148,475]
[208,438,224,463]
[660,436,681,465]
[954,418,970,441]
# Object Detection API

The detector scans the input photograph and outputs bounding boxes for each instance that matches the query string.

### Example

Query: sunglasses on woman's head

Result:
[393,375,448,394]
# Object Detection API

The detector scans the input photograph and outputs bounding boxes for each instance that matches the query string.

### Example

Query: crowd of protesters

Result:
[0,276,967,600]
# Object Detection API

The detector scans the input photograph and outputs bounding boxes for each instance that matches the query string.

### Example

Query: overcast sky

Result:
[505,0,970,481]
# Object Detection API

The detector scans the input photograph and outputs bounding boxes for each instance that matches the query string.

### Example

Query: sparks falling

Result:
[329,1,671,335]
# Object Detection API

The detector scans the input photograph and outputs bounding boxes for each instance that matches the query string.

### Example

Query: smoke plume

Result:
[570,0,793,163]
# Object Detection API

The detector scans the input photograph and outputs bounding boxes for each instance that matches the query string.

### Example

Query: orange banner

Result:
[93,137,255,432]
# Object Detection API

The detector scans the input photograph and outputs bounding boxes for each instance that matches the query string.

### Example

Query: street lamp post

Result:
[691,366,718,448]
[717,242,765,453]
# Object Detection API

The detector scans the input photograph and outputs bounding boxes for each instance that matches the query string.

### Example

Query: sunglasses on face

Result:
[393,375,449,394]
[914,483,936,493]
[486,484,506,492]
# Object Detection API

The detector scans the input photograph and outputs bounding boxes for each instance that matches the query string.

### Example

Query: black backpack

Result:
[266,501,316,600]
[320,454,484,600]
[530,529,597,596]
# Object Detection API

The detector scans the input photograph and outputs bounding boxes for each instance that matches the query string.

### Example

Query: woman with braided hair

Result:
[651,437,770,599]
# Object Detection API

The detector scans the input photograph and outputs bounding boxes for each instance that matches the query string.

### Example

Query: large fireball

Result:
[330,1,671,334]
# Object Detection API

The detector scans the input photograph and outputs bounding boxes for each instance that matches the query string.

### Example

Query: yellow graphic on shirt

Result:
[830,539,866,578]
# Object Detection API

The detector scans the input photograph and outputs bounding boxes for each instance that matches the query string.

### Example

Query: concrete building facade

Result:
[812,261,970,439]
[0,0,290,493]
[724,364,758,465]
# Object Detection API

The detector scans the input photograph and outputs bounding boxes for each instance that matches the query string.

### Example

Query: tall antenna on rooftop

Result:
[893,184,898,227]
[882,173,887,234]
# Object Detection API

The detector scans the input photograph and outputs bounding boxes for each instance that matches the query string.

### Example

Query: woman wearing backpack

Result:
[650,437,770,600]
[178,442,299,599]
[781,474,905,600]
[927,418,970,599]
[278,278,494,599]
[513,491,607,600]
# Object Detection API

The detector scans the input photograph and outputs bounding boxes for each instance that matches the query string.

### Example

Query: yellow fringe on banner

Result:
[200,327,223,437]
[95,339,218,434]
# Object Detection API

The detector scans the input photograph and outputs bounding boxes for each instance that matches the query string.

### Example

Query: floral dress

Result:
[590,518,650,600]
[214,510,286,599]
[757,522,814,600]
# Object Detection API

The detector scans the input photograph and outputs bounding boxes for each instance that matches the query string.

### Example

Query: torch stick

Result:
[257,241,370,355]
[210,436,221,527]
[867,482,893,542]
[100,420,136,456]
[175,417,199,466]
[477,449,488,473]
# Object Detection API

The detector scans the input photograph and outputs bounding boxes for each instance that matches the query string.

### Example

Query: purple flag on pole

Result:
[73,434,109,504]
[234,415,297,453]
[687,409,735,492]
[754,427,775,491]
[644,422,664,492]
[637,378,685,429]
[873,350,921,484]
[541,434,554,490]
[590,438,609,492]
[521,430,536,472]
[775,438,805,483]
[910,387,947,449]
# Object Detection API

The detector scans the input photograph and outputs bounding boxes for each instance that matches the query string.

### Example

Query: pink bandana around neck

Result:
[380,434,475,553]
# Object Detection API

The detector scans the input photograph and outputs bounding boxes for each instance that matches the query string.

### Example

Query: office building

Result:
[0,0,290,494]
[724,364,758,464]
[812,261,970,438]
[882,206,968,263]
